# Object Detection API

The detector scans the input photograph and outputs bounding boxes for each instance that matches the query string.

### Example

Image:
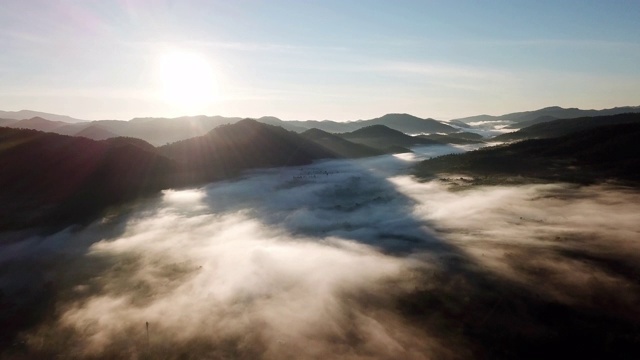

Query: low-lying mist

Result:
[2,145,639,359]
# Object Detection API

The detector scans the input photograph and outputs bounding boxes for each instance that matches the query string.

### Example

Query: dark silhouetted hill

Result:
[0,128,174,230]
[301,128,384,158]
[339,125,440,151]
[2,119,402,231]
[159,119,339,185]
[494,113,640,141]
[415,123,640,185]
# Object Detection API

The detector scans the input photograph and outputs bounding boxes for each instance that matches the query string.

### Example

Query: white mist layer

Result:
[2,147,640,359]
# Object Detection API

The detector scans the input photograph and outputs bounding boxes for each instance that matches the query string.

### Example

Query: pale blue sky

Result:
[1,0,639,120]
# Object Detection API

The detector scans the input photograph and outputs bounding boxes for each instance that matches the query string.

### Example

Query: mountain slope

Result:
[256,116,310,132]
[289,113,456,134]
[0,110,86,123]
[52,115,244,145]
[505,115,558,129]
[7,117,70,132]
[159,119,339,184]
[417,134,484,145]
[74,125,119,140]
[0,128,174,230]
[339,125,440,151]
[365,113,457,133]
[494,113,640,141]
[453,105,640,124]
[415,123,640,185]
[301,128,384,158]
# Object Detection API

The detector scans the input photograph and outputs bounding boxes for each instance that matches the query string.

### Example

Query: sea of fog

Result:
[2,144,640,359]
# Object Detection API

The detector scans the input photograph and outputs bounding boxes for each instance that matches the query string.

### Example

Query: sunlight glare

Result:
[157,51,219,112]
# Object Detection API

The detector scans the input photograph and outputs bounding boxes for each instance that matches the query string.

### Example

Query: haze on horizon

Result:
[1,0,640,121]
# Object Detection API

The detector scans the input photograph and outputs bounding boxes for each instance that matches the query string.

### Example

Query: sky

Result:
[1,0,639,121]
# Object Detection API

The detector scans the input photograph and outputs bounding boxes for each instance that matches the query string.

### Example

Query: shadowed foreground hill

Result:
[301,128,384,158]
[159,119,339,185]
[494,113,640,141]
[0,128,173,230]
[1,120,395,231]
[339,125,440,151]
[416,123,640,185]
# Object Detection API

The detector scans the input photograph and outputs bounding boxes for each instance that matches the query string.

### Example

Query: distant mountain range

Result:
[0,112,458,145]
[3,107,640,231]
[285,113,457,134]
[0,119,438,230]
[301,128,384,158]
[339,125,440,151]
[493,113,640,141]
[158,119,339,185]
[0,110,85,123]
[3,105,640,146]
[416,122,640,185]
[453,105,640,124]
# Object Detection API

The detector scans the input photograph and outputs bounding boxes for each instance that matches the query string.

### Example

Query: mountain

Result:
[494,113,640,141]
[159,119,339,185]
[415,123,640,185]
[301,128,384,158]
[2,118,403,231]
[447,119,472,128]
[339,125,440,151]
[50,115,243,146]
[7,117,70,132]
[453,105,640,124]
[505,115,558,129]
[0,110,85,123]
[0,128,173,230]
[417,133,484,145]
[363,113,457,133]
[73,125,119,140]
[0,111,461,144]
[256,116,309,132]
[449,132,485,140]
[288,113,457,134]
[0,118,18,127]
[287,119,360,133]
[449,114,497,124]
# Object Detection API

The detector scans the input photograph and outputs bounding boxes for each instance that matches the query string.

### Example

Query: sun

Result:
[157,51,219,112]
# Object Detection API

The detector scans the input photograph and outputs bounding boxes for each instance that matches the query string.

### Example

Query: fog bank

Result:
[2,147,640,359]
